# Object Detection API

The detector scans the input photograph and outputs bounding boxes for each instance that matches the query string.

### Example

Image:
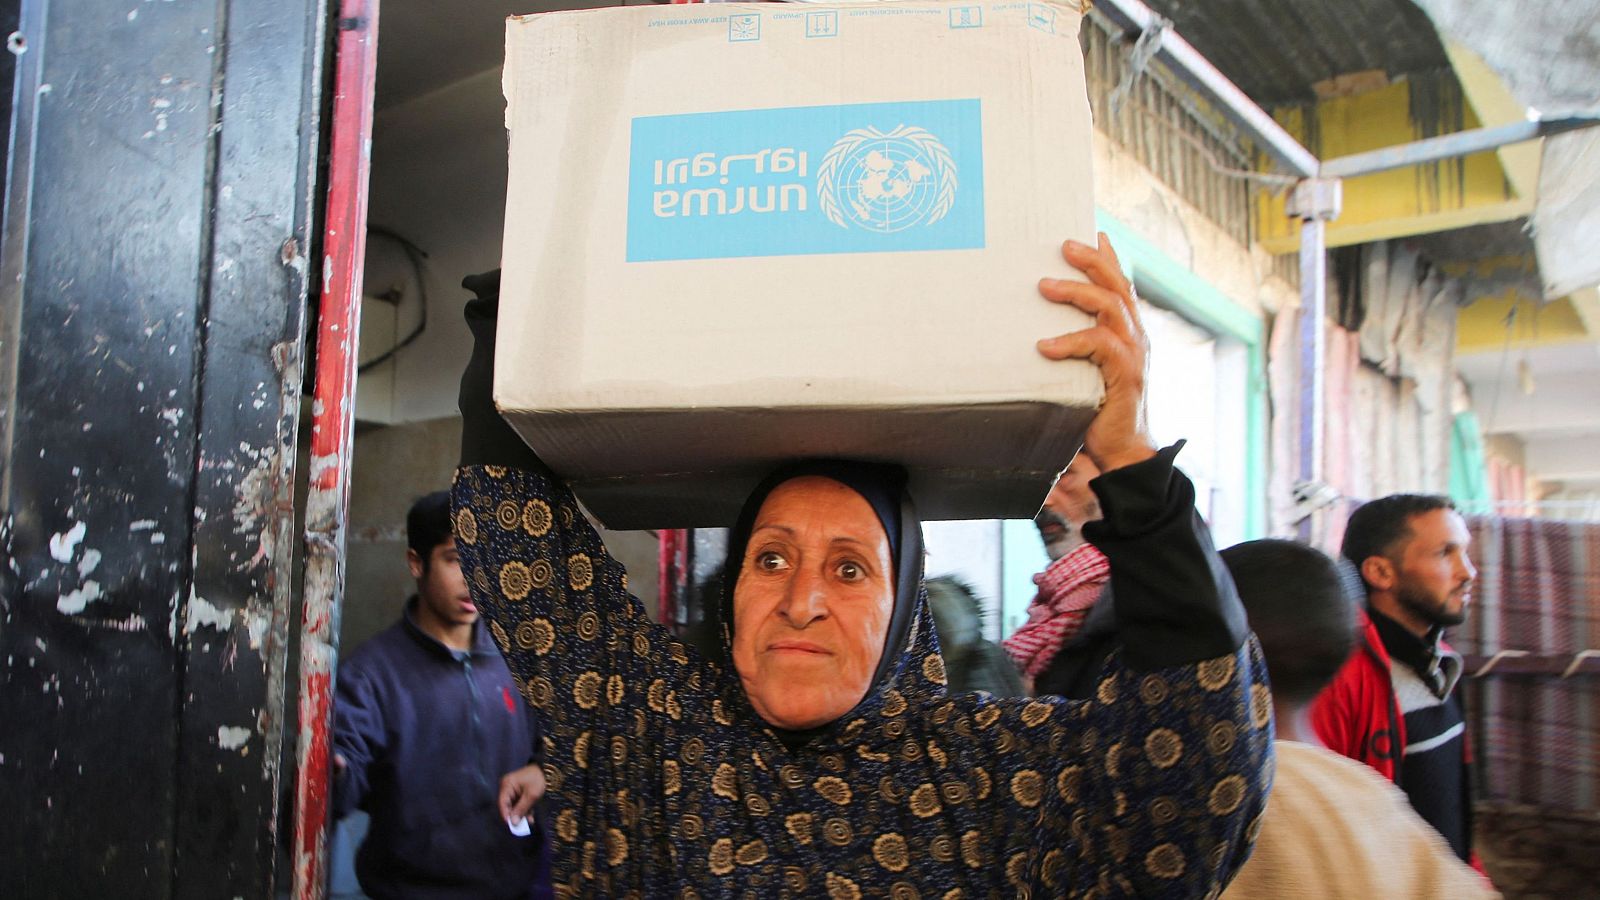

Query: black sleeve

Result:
[1080,442,1249,671]
[458,270,552,475]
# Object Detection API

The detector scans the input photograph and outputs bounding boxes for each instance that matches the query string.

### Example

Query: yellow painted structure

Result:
[1457,294,1594,352]
[1256,66,1533,254]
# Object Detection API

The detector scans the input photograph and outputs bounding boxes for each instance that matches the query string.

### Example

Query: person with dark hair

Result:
[331,490,552,900]
[923,575,1025,696]
[449,236,1271,896]
[1218,540,1493,898]
[1311,493,1484,869]
[1001,452,1115,697]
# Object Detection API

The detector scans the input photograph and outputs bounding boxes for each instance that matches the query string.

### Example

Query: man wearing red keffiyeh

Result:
[1002,453,1112,694]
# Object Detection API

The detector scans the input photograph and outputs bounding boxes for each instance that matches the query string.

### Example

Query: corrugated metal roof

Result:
[1136,0,1453,105]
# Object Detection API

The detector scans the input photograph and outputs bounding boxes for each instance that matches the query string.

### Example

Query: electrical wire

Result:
[359,225,430,373]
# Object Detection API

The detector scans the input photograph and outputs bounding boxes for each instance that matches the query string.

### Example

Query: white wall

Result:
[361,67,508,423]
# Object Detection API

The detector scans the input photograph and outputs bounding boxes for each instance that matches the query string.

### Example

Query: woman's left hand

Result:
[1035,233,1158,473]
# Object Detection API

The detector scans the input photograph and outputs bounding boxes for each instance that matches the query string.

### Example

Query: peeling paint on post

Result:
[291,2,379,898]
[0,0,326,896]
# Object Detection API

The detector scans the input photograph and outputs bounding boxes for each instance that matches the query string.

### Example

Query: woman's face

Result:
[732,476,894,730]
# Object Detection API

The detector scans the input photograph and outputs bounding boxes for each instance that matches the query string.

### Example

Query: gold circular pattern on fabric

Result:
[1056,765,1084,803]
[511,620,535,652]
[681,737,705,767]
[529,559,553,590]
[1245,811,1265,844]
[909,783,941,818]
[922,654,947,685]
[712,699,732,726]
[974,706,1001,729]
[930,701,954,725]
[744,792,771,817]
[995,727,1018,754]
[708,838,734,876]
[785,812,814,845]
[1006,851,1029,886]
[939,781,970,806]
[782,867,808,893]
[679,812,702,841]
[973,766,992,800]
[814,775,852,805]
[1196,654,1236,691]
[713,763,739,800]
[483,465,507,478]
[890,882,920,900]
[606,674,625,706]
[1250,684,1272,729]
[574,671,602,709]
[941,890,964,900]
[576,610,600,642]
[560,506,574,529]
[664,690,681,720]
[662,759,681,795]
[473,568,491,594]
[495,501,521,530]
[632,632,649,657]
[568,553,594,592]
[825,872,862,900]
[499,562,533,601]
[822,817,853,847]
[556,809,578,842]
[1097,676,1119,705]
[1145,843,1186,879]
[872,833,910,872]
[1139,674,1169,705]
[669,642,688,665]
[573,730,593,769]
[454,508,478,545]
[1209,774,1247,815]
[820,753,846,773]
[610,735,627,767]
[647,679,666,712]
[1010,769,1044,808]
[878,775,905,804]
[1105,741,1125,778]
[1149,795,1180,825]
[881,690,907,717]
[927,742,947,768]
[1144,727,1183,769]
[734,839,768,867]
[898,741,922,763]
[528,676,553,708]
[606,828,628,866]
[960,830,983,869]
[490,620,510,653]
[883,719,906,740]
[1020,701,1053,728]
[1200,719,1235,755]
[929,834,956,863]
[780,765,805,790]
[1041,849,1064,886]
[521,499,553,536]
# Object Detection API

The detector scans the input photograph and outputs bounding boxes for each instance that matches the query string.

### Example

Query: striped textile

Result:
[1001,544,1109,678]
[1459,515,1600,813]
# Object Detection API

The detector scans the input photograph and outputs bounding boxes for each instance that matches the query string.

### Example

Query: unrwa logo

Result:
[817,125,958,233]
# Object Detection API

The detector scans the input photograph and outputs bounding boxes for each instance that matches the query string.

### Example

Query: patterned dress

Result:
[452,459,1272,899]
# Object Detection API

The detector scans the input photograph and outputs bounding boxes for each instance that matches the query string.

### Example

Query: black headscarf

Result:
[716,460,928,747]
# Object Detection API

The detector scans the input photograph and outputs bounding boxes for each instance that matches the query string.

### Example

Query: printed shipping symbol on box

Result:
[497,1,1100,529]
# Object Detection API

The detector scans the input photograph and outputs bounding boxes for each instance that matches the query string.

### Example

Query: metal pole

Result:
[1287,178,1342,543]
[292,1,379,898]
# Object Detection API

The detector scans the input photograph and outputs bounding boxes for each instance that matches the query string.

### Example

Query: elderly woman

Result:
[453,237,1270,898]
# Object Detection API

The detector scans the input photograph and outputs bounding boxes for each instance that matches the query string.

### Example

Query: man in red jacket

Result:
[1311,493,1480,866]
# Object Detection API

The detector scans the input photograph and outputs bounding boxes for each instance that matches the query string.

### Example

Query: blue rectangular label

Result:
[626,99,985,262]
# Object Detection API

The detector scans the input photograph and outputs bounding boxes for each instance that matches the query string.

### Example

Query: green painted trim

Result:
[1094,212,1264,346]
[1094,209,1269,537]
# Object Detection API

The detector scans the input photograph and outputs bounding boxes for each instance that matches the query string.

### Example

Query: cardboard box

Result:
[496,0,1102,529]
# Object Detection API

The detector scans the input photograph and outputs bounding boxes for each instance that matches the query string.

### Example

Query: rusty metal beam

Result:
[292,2,380,898]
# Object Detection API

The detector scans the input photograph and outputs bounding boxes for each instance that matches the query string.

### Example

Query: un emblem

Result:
[817,125,958,233]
